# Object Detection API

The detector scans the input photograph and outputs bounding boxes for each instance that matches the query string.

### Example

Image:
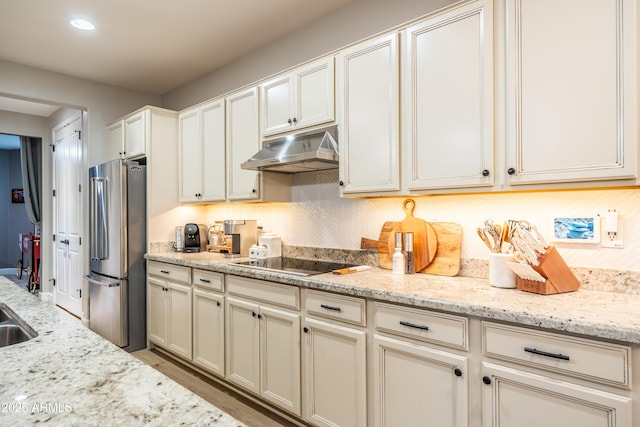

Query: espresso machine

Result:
[222,220,257,257]
[184,223,208,252]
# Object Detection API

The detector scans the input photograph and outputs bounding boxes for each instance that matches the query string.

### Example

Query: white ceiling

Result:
[0,0,356,117]
[0,0,355,96]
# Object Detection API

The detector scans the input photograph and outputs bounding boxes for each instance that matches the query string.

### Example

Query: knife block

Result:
[516,246,580,295]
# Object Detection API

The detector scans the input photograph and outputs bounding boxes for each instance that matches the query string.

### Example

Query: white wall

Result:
[161,0,456,110]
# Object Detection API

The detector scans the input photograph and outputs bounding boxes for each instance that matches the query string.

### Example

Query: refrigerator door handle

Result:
[90,177,109,260]
[84,275,120,288]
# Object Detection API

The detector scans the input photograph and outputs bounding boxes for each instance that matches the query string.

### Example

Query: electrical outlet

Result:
[601,210,623,248]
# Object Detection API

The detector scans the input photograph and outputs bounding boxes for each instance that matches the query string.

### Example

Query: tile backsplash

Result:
[204,170,640,273]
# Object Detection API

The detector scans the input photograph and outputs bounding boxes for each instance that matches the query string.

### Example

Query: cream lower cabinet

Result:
[147,277,193,360]
[372,302,469,427]
[302,290,367,427]
[225,276,301,416]
[192,269,225,377]
[481,322,632,427]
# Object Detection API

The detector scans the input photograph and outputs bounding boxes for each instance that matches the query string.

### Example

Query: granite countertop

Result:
[147,251,640,345]
[0,277,244,426]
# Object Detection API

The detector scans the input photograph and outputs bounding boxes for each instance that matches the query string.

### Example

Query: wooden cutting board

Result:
[420,222,463,276]
[361,221,401,269]
[398,199,437,271]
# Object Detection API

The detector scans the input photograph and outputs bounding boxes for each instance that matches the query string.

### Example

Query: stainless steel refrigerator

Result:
[86,159,146,352]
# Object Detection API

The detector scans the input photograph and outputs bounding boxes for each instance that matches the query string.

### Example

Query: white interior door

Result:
[53,114,83,317]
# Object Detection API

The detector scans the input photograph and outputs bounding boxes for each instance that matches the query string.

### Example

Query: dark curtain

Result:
[19,136,42,225]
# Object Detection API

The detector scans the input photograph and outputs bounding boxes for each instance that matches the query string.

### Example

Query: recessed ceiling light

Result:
[70,18,95,31]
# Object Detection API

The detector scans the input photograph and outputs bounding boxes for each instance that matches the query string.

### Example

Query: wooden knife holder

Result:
[516,246,580,295]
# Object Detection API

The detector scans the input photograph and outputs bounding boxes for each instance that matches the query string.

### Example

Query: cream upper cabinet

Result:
[124,110,147,159]
[502,0,638,186]
[261,56,335,137]
[403,0,494,191]
[106,120,124,161]
[179,99,226,203]
[226,87,261,201]
[337,32,401,195]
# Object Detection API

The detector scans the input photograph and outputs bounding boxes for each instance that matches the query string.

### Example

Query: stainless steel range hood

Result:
[241,125,339,173]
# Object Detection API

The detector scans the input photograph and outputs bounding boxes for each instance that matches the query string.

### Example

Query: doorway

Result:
[0,134,39,288]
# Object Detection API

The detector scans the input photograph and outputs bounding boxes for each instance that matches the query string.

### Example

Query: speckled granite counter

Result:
[0,277,244,426]
[147,251,640,345]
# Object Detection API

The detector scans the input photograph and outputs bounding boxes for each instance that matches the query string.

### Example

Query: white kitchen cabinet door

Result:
[226,297,260,394]
[337,32,400,195]
[261,56,334,137]
[260,305,301,416]
[193,289,225,377]
[404,0,494,191]
[107,119,124,161]
[179,99,226,203]
[482,362,632,427]
[179,108,202,202]
[226,87,260,201]
[372,334,468,427]
[302,317,367,427]
[124,110,147,159]
[503,0,638,185]
[147,277,168,346]
[166,282,192,360]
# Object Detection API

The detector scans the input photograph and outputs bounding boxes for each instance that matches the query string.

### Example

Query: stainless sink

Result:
[0,303,37,347]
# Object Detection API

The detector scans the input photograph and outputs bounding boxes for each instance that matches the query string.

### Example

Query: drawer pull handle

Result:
[524,347,570,361]
[199,278,211,283]
[160,270,170,274]
[320,304,342,312]
[399,320,429,331]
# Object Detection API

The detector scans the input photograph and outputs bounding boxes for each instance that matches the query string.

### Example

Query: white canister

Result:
[174,226,184,252]
[489,253,517,288]
[258,233,282,258]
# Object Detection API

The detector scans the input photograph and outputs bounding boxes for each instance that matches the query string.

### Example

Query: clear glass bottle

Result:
[392,232,405,275]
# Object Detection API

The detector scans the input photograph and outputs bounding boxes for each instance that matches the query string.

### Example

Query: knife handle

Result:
[360,238,379,250]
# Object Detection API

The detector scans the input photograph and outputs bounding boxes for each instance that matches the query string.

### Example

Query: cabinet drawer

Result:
[227,275,299,310]
[305,290,365,326]
[483,322,631,387]
[192,269,224,292]
[374,302,468,350]
[148,261,191,284]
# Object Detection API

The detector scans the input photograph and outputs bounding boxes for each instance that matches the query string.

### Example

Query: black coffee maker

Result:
[184,223,207,252]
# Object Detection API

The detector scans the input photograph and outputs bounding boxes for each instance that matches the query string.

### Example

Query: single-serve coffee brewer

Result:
[184,223,208,252]
[222,220,257,257]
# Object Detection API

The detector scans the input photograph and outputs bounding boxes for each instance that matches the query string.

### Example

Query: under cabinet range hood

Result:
[241,125,339,173]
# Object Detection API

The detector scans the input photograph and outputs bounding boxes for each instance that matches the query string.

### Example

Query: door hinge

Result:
[79,184,82,192]
[50,278,56,287]
[78,289,82,298]
[52,234,56,242]
[49,144,56,152]
[52,189,56,197]
[79,237,82,245]
[75,130,81,140]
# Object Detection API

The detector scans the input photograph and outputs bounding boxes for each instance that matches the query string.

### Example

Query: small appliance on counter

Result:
[249,233,282,259]
[222,219,257,257]
[184,223,208,252]
[206,222,226,253]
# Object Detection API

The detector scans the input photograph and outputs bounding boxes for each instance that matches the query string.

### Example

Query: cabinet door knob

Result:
[292,117,297,123]
[303,327,309,333]
[454,368,462,377]
[252,188,257,193]
[216,301,221,307]
[339,180,344,186]
[252,311,257,317]
[288,118,293,124]
[482,169,490,177]
[482,376,492,385]
[507,167,516,175]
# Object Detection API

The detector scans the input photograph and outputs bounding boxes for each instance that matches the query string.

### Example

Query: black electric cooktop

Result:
[231,257,354,276]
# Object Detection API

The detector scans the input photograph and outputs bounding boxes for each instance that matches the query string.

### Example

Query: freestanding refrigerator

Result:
[86,159,146,352]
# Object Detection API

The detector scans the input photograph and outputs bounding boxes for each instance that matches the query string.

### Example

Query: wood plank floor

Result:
[132,349,300,427]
